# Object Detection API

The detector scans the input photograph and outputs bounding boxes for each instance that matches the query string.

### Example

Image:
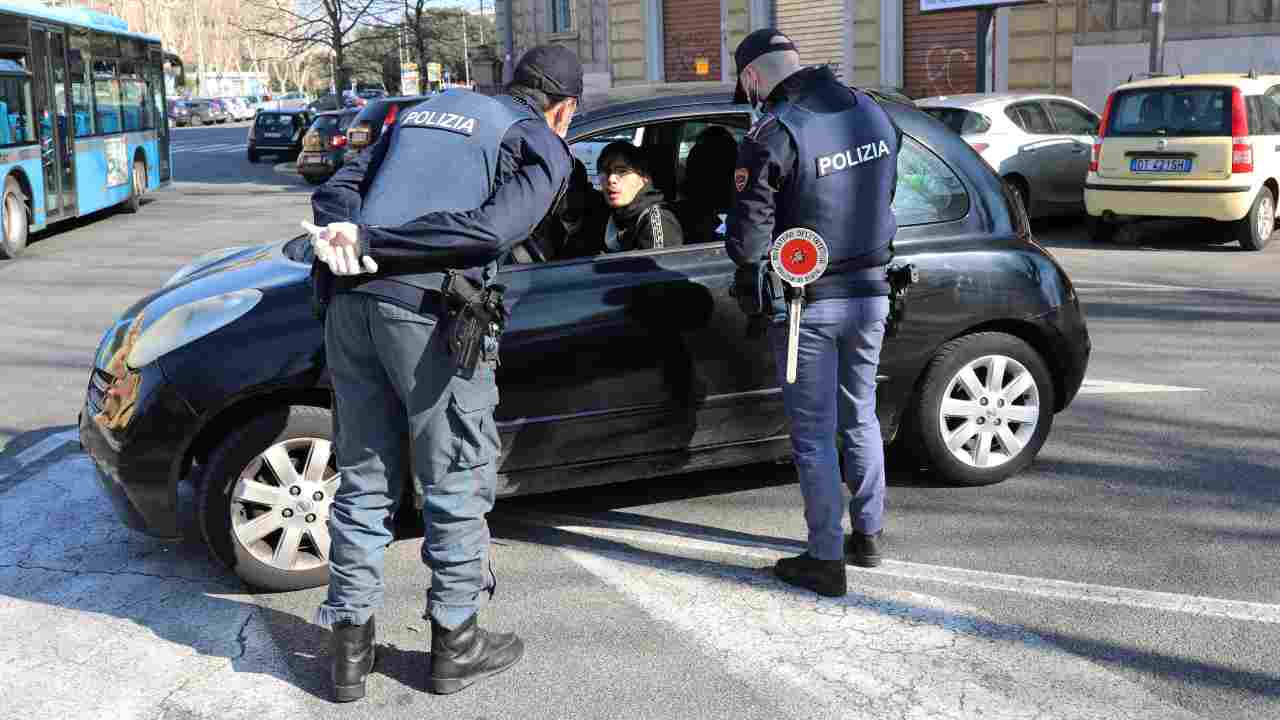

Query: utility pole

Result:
[1148,0,1166,74]
[193,0,205,95]
[462,7,471,86]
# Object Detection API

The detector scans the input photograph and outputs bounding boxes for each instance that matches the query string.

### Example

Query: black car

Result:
[246,109,313,163]
[307,93,344,112]
[342,94,431,163]
[297,109,359,184]
[79,85,1090,591]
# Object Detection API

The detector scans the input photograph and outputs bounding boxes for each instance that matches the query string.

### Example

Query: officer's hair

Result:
[507,84,573,113]
[748,50,802,91]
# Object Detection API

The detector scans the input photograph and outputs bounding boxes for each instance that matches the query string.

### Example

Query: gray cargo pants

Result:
[314,292,500,631]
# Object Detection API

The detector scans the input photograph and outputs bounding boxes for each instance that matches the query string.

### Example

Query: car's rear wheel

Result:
[1234,186,1275,251]
[908,332,1055,486]
[198,405,337,591]
[1,176,29,259]
[303,174,326,185]
[1085,215,1115,243]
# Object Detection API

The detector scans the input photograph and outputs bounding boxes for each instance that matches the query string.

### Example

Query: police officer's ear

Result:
[546,96,578,139]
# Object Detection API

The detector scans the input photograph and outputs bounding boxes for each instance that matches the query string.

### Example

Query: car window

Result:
[1107,87,1232,137]
[922,107,992,135]
[313,115,342,131]
[893,136,970,226]
[255,114,292,129]
[674,119,749,194]
[1005,103,1053,134]
[1044,100,1099,135]
[1262,87,1280,134]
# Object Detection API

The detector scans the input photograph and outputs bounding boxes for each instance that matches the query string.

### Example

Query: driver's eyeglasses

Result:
[601,165,637,178]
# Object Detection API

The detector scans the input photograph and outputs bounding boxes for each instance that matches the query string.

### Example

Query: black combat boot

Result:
[773,553,847,597]
[845,531,884,568]
[330,616,376,703]
[429,614,525,695]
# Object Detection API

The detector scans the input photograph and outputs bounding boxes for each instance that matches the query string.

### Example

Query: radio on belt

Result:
[769,228,829,384]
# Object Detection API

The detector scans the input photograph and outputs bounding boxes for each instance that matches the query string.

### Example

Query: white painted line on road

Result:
[1078,378,1205,395]
[1074,279,1233,293]
[0,430,79,483]
[539,517,1280,626]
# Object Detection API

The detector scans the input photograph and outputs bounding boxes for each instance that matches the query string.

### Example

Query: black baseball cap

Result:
[512,45,584,99]
[732,29,798,104]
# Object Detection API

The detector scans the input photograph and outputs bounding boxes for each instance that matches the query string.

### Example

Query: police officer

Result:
[726,29,899,598]
[307,46,582,700]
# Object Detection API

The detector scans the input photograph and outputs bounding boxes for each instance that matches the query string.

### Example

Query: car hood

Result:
[95,239,310,369]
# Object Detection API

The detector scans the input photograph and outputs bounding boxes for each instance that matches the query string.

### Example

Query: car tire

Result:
[907,332,1055,487]
[1,175,29,259]
[191,115,202,126]
[1085,215,1115,243]
[1234,186,1275,251]
[122,159,145,214]
[303,174,326,185]
[198,405,337,591]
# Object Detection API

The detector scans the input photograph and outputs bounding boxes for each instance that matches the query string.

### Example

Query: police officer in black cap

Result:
[726,29,900,598]
[307,45,582,700]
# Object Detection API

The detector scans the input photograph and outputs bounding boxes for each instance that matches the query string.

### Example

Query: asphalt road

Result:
[1,125,1278,719]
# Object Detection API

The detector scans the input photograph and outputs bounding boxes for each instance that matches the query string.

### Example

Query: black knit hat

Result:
[512,45,585,99]
[597,141,650,178]
[732,29,798,104]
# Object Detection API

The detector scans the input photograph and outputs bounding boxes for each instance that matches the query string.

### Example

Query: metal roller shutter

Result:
[776,0,846,79]
[903,2,979,99]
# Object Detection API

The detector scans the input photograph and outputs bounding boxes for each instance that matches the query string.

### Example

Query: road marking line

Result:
[0,430,79,483]
[1074,279,1234,293]
[1078,378,1205,395]
[530,516,1280,626]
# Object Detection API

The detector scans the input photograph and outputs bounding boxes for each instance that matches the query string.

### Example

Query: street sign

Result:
[920,0,1044,11]
[694,57,710,76]
[427,62,442,82]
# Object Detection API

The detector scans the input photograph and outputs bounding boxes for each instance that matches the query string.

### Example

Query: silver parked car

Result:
[918,93,1101,219]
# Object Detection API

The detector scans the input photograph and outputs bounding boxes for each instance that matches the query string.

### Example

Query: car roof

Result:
[917,92,1090,109]
[1115,72,1280,93]
[258,108,311,115]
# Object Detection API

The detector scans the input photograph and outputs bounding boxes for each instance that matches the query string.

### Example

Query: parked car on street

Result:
[296,108,359,184]
[342,94,431,163]
[308,93,344,112]
[207,98,233,123]
[919,93,1101,219]
[182,98,223,126]
[222,97,254,121]
[1085,73,1280,251]
[167,99,191,127]
[79,84,1090,591]
[246,109,312,162]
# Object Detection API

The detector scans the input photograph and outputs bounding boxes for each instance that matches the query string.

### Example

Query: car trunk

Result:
[1098,86,1235,182]
[254,116,297,144]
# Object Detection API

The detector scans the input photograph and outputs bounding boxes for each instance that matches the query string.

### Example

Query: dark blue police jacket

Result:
[341,90,532,312]
[772,79,898,296]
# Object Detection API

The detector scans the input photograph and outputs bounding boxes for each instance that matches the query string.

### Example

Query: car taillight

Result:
[1231,87,1253,174]
[969,142,989,154]
[330,134,347,149]
[1091,92,1115,173]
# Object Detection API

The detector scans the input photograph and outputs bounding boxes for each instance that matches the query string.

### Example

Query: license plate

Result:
[264,132,284,139]
[1131,158,1191,173]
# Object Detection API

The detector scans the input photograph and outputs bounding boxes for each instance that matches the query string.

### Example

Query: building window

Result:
[1083,0,1275,31]
[550,0,572,33]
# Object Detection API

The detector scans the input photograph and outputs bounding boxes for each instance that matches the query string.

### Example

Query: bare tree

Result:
[238,0,397,95]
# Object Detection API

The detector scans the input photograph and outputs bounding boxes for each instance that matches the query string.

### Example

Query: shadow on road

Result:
[1034,216,1262,253]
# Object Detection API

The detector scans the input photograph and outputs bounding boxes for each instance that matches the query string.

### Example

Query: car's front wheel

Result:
[1234,186,1275,251]
[198,405,337,591]
[908,332,1055,486]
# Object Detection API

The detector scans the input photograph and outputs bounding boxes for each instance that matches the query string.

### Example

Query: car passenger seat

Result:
[676,127,739,243]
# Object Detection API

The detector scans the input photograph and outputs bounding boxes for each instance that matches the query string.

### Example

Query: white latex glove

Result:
[301,221,378,275]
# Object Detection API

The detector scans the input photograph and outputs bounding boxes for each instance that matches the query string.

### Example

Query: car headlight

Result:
[127,289,262,370]
[163,246,251,287]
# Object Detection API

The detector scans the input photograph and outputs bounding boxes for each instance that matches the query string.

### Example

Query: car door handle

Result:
[1071,147,1088,154]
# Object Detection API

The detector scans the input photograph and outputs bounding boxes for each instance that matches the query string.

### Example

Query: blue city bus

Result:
[0,1,177,258]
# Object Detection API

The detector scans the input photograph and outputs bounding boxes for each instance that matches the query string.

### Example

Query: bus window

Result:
[0,61,35,146]
[68,31,94,137]
[93,60,122,134]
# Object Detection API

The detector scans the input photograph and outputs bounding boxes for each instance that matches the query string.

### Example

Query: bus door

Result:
[148,48,170,181]
[29,25,75,220]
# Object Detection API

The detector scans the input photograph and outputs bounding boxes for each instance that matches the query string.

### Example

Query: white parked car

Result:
[221,97,252,121]
[918,93,1101,219]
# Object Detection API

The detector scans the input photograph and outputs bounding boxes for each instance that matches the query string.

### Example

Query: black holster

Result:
[441,271,508,376]
[885,263,919,338]
[730,263,787,337]
[310,261,335,322]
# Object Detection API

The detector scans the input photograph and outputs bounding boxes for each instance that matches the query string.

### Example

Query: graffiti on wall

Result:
[925,44,974,96]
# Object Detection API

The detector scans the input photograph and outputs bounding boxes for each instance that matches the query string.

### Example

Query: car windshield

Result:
[1106,87,1233,137]
[923,107,992,135]
[256,114,296,129]
[313,115,342,131]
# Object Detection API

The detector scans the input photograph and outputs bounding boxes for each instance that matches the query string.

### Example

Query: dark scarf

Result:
[607,183,667,251]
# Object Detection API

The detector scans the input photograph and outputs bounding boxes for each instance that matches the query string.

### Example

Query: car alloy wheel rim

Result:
[230,437,339,572]
[4,192,21,246]
[938,354,1040,469]
[1258,193,1275,242]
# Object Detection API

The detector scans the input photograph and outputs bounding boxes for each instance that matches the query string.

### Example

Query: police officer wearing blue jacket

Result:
[726,30,899,598]
[308,46,581,700]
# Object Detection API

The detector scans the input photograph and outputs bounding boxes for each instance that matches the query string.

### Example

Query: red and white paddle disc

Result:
[769,228,829,287]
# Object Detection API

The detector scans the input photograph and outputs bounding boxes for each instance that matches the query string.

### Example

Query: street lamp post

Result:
[462,7,471,86]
